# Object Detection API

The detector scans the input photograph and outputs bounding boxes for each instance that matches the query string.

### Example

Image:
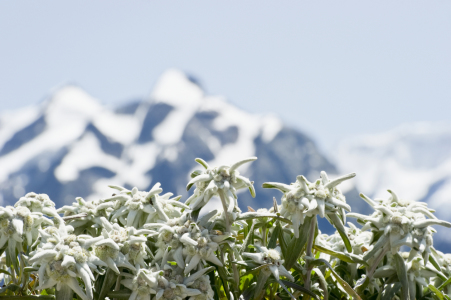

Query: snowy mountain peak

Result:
[151,69,204,108]
[0,69,334,218]
[45,85,103,118]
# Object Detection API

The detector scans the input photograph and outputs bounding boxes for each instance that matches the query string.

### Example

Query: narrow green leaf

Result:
[280,280,319,299]
[195,158,209,169]
[429,285,445,300]
[363,233,389,261]
[248,186,256,198]
[237,212,292,224]
[190,170,203,178]
[393,253,409,300]
[99,269,118,300]
[0,284,21,294]
[310,259,361,300]
[278,279,297,300]
[268,221,281,249]
[261,182,291,192]
[381,283,402,300]
[190,207,201,222]
[326,213,352,253]
[0,268,12,276]
[186,182,195,191]
[284,216,313,269]
[429,252,442,272]
[216,264,231,298]
[438,276,451,291]
[313,245,354,263]
[106,290,132,299]
[277,222,289,258]
[240,221,255,254]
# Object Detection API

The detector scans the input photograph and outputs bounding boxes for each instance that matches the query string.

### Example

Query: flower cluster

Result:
[1,155,451,300]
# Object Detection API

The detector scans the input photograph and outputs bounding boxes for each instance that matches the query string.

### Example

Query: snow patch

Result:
[55,132,122,182]
[0,106,41,150]
[93,112,141,144]
[151,69,204,145]
[261,115,283,143]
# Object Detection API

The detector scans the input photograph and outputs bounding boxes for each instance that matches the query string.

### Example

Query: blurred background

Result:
[1,1,451,248]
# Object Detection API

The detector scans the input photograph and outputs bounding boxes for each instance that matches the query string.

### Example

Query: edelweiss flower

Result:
[108,184,187,228]
[373,252,444,299]
[181,228,223,274]
[99,217,155,268]
[348,190,451,260]
[263,171,355,237]
[15,192,57,216]
[185,157,257,213]
[146,216,227,273]
[29,224,106,300]
[152,264,204,300]
[185,274,214,300]
[57,197,114,234]
[0,205,53,254]
[121,265,163,300]
[318,222,373,255]
[242,246,294,281]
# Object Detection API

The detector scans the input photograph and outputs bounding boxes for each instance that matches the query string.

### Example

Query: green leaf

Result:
[195,158,209,169]
[393,253,409,300]
[0,284,21,294]
[382,282,402,300]
[236,212,292,224]
[429,285,445,300]
[429,252,442,272]
[186,182,195,191]
[0,268,12,276]
[277,222,289,258]
[106,290,132,299]
[216,264,231,298]
[363,233,389,261]
[280,280,319,299]
[309,259,362,300]
[240,221,255,254]
[284,216,313,269]
[438,276,451,291]
[261,182,291,193]
[248,186,256,198]
[190,170,203,178]
[268,221,281,249]
[313,245,367,265]
[190,207,201,222]
[99,269,118,300]
[326,213,352,253]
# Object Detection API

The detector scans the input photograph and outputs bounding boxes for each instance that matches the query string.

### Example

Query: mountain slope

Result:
[0,69,335,212]
[336,122,451,248]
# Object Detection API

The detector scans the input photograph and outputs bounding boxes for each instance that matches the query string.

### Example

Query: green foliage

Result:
[0,156,450,300]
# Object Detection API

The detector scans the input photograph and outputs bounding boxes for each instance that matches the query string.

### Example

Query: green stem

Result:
[304,215,317,299]
[219,190,240,299]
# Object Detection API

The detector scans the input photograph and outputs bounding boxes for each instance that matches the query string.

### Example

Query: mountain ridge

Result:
[0,69,336,215]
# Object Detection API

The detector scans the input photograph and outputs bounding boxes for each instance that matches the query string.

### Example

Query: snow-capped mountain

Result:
[0,69,335,213]
[336,122,451,248]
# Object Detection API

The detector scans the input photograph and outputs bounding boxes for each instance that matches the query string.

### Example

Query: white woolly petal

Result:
[180,233,198,246]
[185,254,201,274]
[205,253,223,267]
[66,277,90,300]
[29,250,58,263]
[106,257,120,274]
[242,252,264,264]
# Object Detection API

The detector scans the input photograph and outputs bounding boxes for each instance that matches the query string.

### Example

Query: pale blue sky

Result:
[1,1,450,152]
